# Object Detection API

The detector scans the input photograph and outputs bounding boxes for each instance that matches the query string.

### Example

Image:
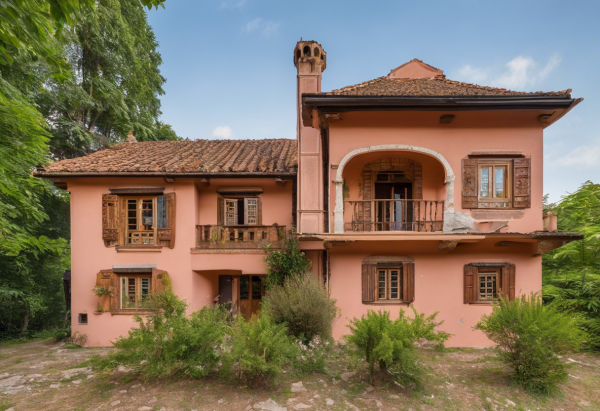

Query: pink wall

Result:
[66,176,292,346]
[328,246,541,347]
[328,110,545,233]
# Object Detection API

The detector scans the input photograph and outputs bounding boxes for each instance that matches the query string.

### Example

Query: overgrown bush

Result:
[476,294,587,394]
[346,308,448,386]
[263,233,311,289]
[262,273,338,343]
[93,291,229,379]
[291,335,331,375]
[220,314,290,387]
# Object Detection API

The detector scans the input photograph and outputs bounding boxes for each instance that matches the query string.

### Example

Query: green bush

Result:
[220,314,290,387]
[476,294,587,394]
[262,273,338,343]
[93,291,229,379]
[263,233,311,289]
[346,308,448,386]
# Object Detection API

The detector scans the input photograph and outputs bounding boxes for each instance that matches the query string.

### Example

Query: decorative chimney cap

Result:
[294,40,326,71]
[127,132,137,143]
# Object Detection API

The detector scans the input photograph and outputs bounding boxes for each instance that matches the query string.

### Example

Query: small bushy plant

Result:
[262,273,338,343]
[220,314,290,387]
[93,291,229,379]
[263,233,311,289]
[346,308,448,386]
[476,293,587,394]
[291,335,331,375]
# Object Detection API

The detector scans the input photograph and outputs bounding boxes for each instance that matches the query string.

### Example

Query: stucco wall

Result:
[67,176,293,346]
[327,110,545,233]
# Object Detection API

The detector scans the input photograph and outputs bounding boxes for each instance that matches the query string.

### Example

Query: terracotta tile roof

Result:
[321,75,572,98]
[37,139,298,175]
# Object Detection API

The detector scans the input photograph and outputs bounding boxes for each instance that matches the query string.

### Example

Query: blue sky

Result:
[147,0,599,203]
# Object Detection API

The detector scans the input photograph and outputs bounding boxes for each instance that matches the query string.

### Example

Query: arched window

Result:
[303,46,311,57]
[314,48,320,57]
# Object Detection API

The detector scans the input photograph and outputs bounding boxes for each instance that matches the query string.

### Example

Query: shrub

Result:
[220,314,290,387]
[346,308,448,386]
[94,291,229,379]
[475,293,587,394]
[263,233,311,289]
[291,335,331,375]
[262,273,338,343]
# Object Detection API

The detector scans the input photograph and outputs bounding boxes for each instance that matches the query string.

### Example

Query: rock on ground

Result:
[253,398,287,411]
[291,381,307,393]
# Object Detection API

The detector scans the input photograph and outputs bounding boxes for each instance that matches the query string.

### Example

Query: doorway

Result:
[239,275,265,319]
[375,174,413,231]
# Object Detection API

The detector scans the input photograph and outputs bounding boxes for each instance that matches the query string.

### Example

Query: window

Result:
[464,263,515,304]
[220,197,261,226]
[78,313,88,325]
[120,275,152,309]
[377,268,402,300]
[478,162,510,208]
[125,197,156,245]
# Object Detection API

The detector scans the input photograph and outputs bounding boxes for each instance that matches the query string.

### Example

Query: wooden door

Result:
[239,275,265,319]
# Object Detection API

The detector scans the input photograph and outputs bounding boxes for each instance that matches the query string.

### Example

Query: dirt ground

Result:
[1,340,599,411]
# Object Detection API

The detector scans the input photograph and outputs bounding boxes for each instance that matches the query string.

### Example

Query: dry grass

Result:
[1,340,599,410]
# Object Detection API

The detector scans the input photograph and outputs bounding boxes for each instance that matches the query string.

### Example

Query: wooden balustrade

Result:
[344,200,444,232]
[196,224,285,249]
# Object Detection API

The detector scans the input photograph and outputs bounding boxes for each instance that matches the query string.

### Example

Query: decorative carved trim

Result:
[157,228,172,241]
[439,240,459,251]
[363,255,414,264]
[103,228,118,241]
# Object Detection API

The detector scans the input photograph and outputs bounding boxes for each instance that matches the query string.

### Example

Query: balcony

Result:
[196,224,285,249]
[345,199,444,232]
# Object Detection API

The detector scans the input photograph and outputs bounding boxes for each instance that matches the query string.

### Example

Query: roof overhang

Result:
[33,171,297,179]
[302,94,582,128]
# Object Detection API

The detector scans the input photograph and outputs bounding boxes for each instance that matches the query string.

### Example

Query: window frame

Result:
[220,195,261,226]
[119,274,153,310]
[477,160,511,208]
[476,267,501,302]
[376,266,403,302]
[122,196,157,246]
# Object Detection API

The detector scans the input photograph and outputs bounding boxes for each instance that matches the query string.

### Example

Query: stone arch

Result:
[333,144,456,233]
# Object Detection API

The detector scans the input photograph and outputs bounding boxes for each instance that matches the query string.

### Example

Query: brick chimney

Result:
[294,40,326,233]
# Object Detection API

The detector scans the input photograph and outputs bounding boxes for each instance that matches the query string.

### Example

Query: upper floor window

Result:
[462,158,531,209]
[219,196,262,226]
[102,192,175,248]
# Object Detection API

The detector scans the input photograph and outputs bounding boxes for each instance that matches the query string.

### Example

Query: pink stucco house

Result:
[35,41,583,347]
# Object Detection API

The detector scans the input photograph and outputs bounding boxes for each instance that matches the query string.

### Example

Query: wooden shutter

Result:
[402,262,415,302]
[501,263,516,300]
[244,198,259,225]
[362,262,376,303]
[257,197,262,225]
[95,270,113,311]
[102,194,119,247]
[464,265,477,303]
[224,199,237,225]
[462,159,478,209]
[513,158,531,208]
[217,197,224,225]
[152,269,171,295]
[157,193,176,248]
[109,271,120,311]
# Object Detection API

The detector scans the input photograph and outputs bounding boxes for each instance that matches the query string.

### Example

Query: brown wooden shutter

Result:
[152,269,171,295]
[156,193,176,248]
[402,262,415,302]
[362,262,376,303]
[102,194,119,247]
[464,265,477,303]
[501,263,516,300]
[217,197,224,225]
[95,270,113,311]
[257,197,262,225]
[513,158,531,208]
[462,159,478,209]
[109,271,120,311]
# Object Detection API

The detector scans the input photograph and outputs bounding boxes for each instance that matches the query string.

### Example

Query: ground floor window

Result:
[377,268,402,300]
[362,258,415,304]
[477,267,499,301]
[464,263,515,304]
[121,275,152,309]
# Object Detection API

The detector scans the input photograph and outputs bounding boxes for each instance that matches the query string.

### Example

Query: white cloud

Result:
[221,0,246,10]
[212,126,234,139]
[242,18,279,37]
[554,145,600,168]
[456,53,561,90]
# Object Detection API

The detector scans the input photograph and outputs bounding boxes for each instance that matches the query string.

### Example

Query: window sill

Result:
[110,310,157,315]
[364,301,410,305]
[468,301,499,305]
[116,245,162,253]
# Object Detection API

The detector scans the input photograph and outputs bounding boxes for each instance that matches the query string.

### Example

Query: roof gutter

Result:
[302,95,576,112]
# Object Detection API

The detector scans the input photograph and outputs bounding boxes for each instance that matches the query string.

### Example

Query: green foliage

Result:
[263,232,311,289]
[94,291,229,380]
[262,273,338,343]
[346,308,448,386]
[476,294,587,394]
[220,314,290,387]
[92,286,114,297]
[290,335,331,376]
